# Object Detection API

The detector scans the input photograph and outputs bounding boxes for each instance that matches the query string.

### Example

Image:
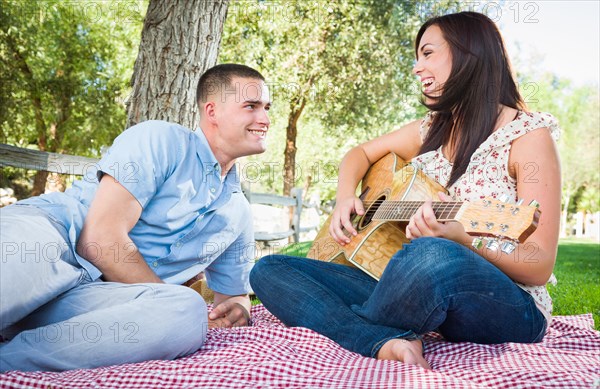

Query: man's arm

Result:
[76,174,163,284]
[208,292,252,328]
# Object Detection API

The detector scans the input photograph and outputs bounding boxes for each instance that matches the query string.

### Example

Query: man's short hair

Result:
[196,64,265,105]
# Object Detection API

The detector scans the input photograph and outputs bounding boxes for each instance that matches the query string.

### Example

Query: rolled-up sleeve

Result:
[97,121,182,208]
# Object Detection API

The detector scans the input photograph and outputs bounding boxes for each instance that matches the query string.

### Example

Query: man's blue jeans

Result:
[0,205,207,372]
[250,237,547,358]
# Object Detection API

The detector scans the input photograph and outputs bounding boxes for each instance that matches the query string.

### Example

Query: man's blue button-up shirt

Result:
[21,121,254,295]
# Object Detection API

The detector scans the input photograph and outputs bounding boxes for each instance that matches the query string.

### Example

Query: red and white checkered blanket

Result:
[1,305,598,388]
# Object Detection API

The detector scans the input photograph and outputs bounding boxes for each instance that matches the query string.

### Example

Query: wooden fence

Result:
[0,143,321,243]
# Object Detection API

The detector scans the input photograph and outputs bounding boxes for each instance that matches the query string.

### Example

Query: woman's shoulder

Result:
[467,110,560,163]
[418,111,436,141]
[516,111,561,141]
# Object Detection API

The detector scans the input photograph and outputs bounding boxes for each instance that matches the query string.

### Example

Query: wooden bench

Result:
[243,185,304,244]
[0,143,317,244]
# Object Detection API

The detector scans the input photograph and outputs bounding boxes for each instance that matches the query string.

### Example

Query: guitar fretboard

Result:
[370,201,465,221]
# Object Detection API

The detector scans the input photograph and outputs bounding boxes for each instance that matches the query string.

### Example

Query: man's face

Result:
[213,77,271,159]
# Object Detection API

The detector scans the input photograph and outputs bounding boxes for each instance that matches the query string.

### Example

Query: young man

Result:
[0,64,271,371]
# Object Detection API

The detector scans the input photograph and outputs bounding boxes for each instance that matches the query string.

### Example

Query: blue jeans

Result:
[250,237,546,358]
[0,205,207,372]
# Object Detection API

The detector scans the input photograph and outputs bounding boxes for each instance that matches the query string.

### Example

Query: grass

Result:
[256,239,600,329]
[278,241,312,257]
[548,239,600,329]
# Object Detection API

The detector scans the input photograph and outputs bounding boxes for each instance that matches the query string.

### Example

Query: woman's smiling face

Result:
[413,24,453,103]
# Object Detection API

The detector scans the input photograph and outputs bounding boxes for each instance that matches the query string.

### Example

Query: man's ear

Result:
[202,101,218,124]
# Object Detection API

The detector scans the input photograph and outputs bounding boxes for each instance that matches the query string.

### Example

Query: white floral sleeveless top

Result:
[412,111,560,324]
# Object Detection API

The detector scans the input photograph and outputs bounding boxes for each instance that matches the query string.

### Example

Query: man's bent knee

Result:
[152,284,208,358]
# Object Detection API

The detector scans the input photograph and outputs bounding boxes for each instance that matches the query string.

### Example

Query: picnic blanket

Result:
[1,304,598,389]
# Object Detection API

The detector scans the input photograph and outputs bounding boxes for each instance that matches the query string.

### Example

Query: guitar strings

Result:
[359,200,463,220]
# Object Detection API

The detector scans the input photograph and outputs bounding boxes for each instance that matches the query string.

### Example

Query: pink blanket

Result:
[1,305,598,388]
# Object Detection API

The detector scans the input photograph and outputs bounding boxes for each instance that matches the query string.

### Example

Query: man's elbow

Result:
[76,227,97,261]
[76,225,120,265]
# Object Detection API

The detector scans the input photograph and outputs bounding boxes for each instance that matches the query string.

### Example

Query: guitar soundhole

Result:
[358,194,386,230]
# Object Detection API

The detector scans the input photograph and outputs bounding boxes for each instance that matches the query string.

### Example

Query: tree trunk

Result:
[31,171,49,197]
[126,0,229,129]
[283,97,307,196]
[31,114,48,196]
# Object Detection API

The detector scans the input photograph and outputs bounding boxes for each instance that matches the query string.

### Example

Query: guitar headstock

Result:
[457,196,541,243]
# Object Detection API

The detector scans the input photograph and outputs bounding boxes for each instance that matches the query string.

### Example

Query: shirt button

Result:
[175,242,182,248]
[152,261,158,267]
[210,188,216,193]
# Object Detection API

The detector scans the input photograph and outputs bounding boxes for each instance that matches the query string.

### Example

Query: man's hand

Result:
[208,293,251,329]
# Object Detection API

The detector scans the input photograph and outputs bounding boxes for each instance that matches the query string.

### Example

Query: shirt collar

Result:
[193,127,221,175]
[193,127,242,192]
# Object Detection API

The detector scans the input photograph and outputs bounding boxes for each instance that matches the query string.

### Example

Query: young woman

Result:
[250,12,561,370]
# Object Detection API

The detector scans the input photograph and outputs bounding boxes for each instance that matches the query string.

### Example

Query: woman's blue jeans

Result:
[250,237,547,358]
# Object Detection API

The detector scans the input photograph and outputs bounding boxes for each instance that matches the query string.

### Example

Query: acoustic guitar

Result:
[306,153,541,280]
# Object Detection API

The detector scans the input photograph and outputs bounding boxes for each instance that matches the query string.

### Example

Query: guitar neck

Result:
[372,201,466,222]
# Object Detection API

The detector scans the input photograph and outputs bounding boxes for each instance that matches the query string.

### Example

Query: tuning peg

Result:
[486,239,499,251]
[516,198,524,206]
[498,194,510,203]
[501,241,517,254]
[529,200,540,208]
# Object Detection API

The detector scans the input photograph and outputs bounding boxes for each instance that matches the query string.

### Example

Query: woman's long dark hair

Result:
[416,12,526,188]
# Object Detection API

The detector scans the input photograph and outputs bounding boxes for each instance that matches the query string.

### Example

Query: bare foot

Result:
[376,339,431,370]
